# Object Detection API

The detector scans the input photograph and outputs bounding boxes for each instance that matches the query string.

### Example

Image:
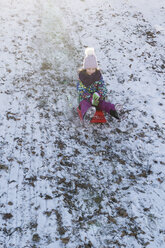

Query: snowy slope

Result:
[0,0,165,247]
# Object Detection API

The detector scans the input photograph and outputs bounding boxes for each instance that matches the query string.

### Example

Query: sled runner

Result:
[77,107,107,124]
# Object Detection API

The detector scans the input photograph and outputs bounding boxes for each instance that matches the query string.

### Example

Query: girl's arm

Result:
[77,81,92,101]
[96,77,107,100]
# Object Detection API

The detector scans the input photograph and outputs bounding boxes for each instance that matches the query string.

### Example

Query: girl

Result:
[77,47,119,125]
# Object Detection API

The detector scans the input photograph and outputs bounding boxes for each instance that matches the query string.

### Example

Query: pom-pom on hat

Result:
[83,47,98,69]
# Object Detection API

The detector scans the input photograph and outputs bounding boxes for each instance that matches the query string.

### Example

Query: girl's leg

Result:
[79,100,92,118]
[98,100,116,113]
[98,100,119,119]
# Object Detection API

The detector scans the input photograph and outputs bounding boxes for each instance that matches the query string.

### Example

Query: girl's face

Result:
[86,68,96,75]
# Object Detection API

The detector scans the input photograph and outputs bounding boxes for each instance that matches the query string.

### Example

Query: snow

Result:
[0,0,165,247]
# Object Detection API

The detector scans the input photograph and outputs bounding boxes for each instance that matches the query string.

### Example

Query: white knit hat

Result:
[83,47,98,69]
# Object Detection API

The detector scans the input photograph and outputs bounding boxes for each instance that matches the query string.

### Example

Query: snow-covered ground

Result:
[0,0,165,247]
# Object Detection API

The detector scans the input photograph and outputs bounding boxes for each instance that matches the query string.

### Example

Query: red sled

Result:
[77,107,107,124]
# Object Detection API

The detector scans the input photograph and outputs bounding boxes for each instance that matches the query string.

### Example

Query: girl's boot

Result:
[83,107,96,126]
[110,109,120,120]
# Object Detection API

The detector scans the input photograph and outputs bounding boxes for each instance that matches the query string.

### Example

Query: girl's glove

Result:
[92,92,100,106]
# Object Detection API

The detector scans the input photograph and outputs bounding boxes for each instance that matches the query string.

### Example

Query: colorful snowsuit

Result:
[77,77,107,103]
[77,71,115,118]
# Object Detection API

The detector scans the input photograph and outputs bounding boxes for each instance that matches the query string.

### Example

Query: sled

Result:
[77,107,107,124]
